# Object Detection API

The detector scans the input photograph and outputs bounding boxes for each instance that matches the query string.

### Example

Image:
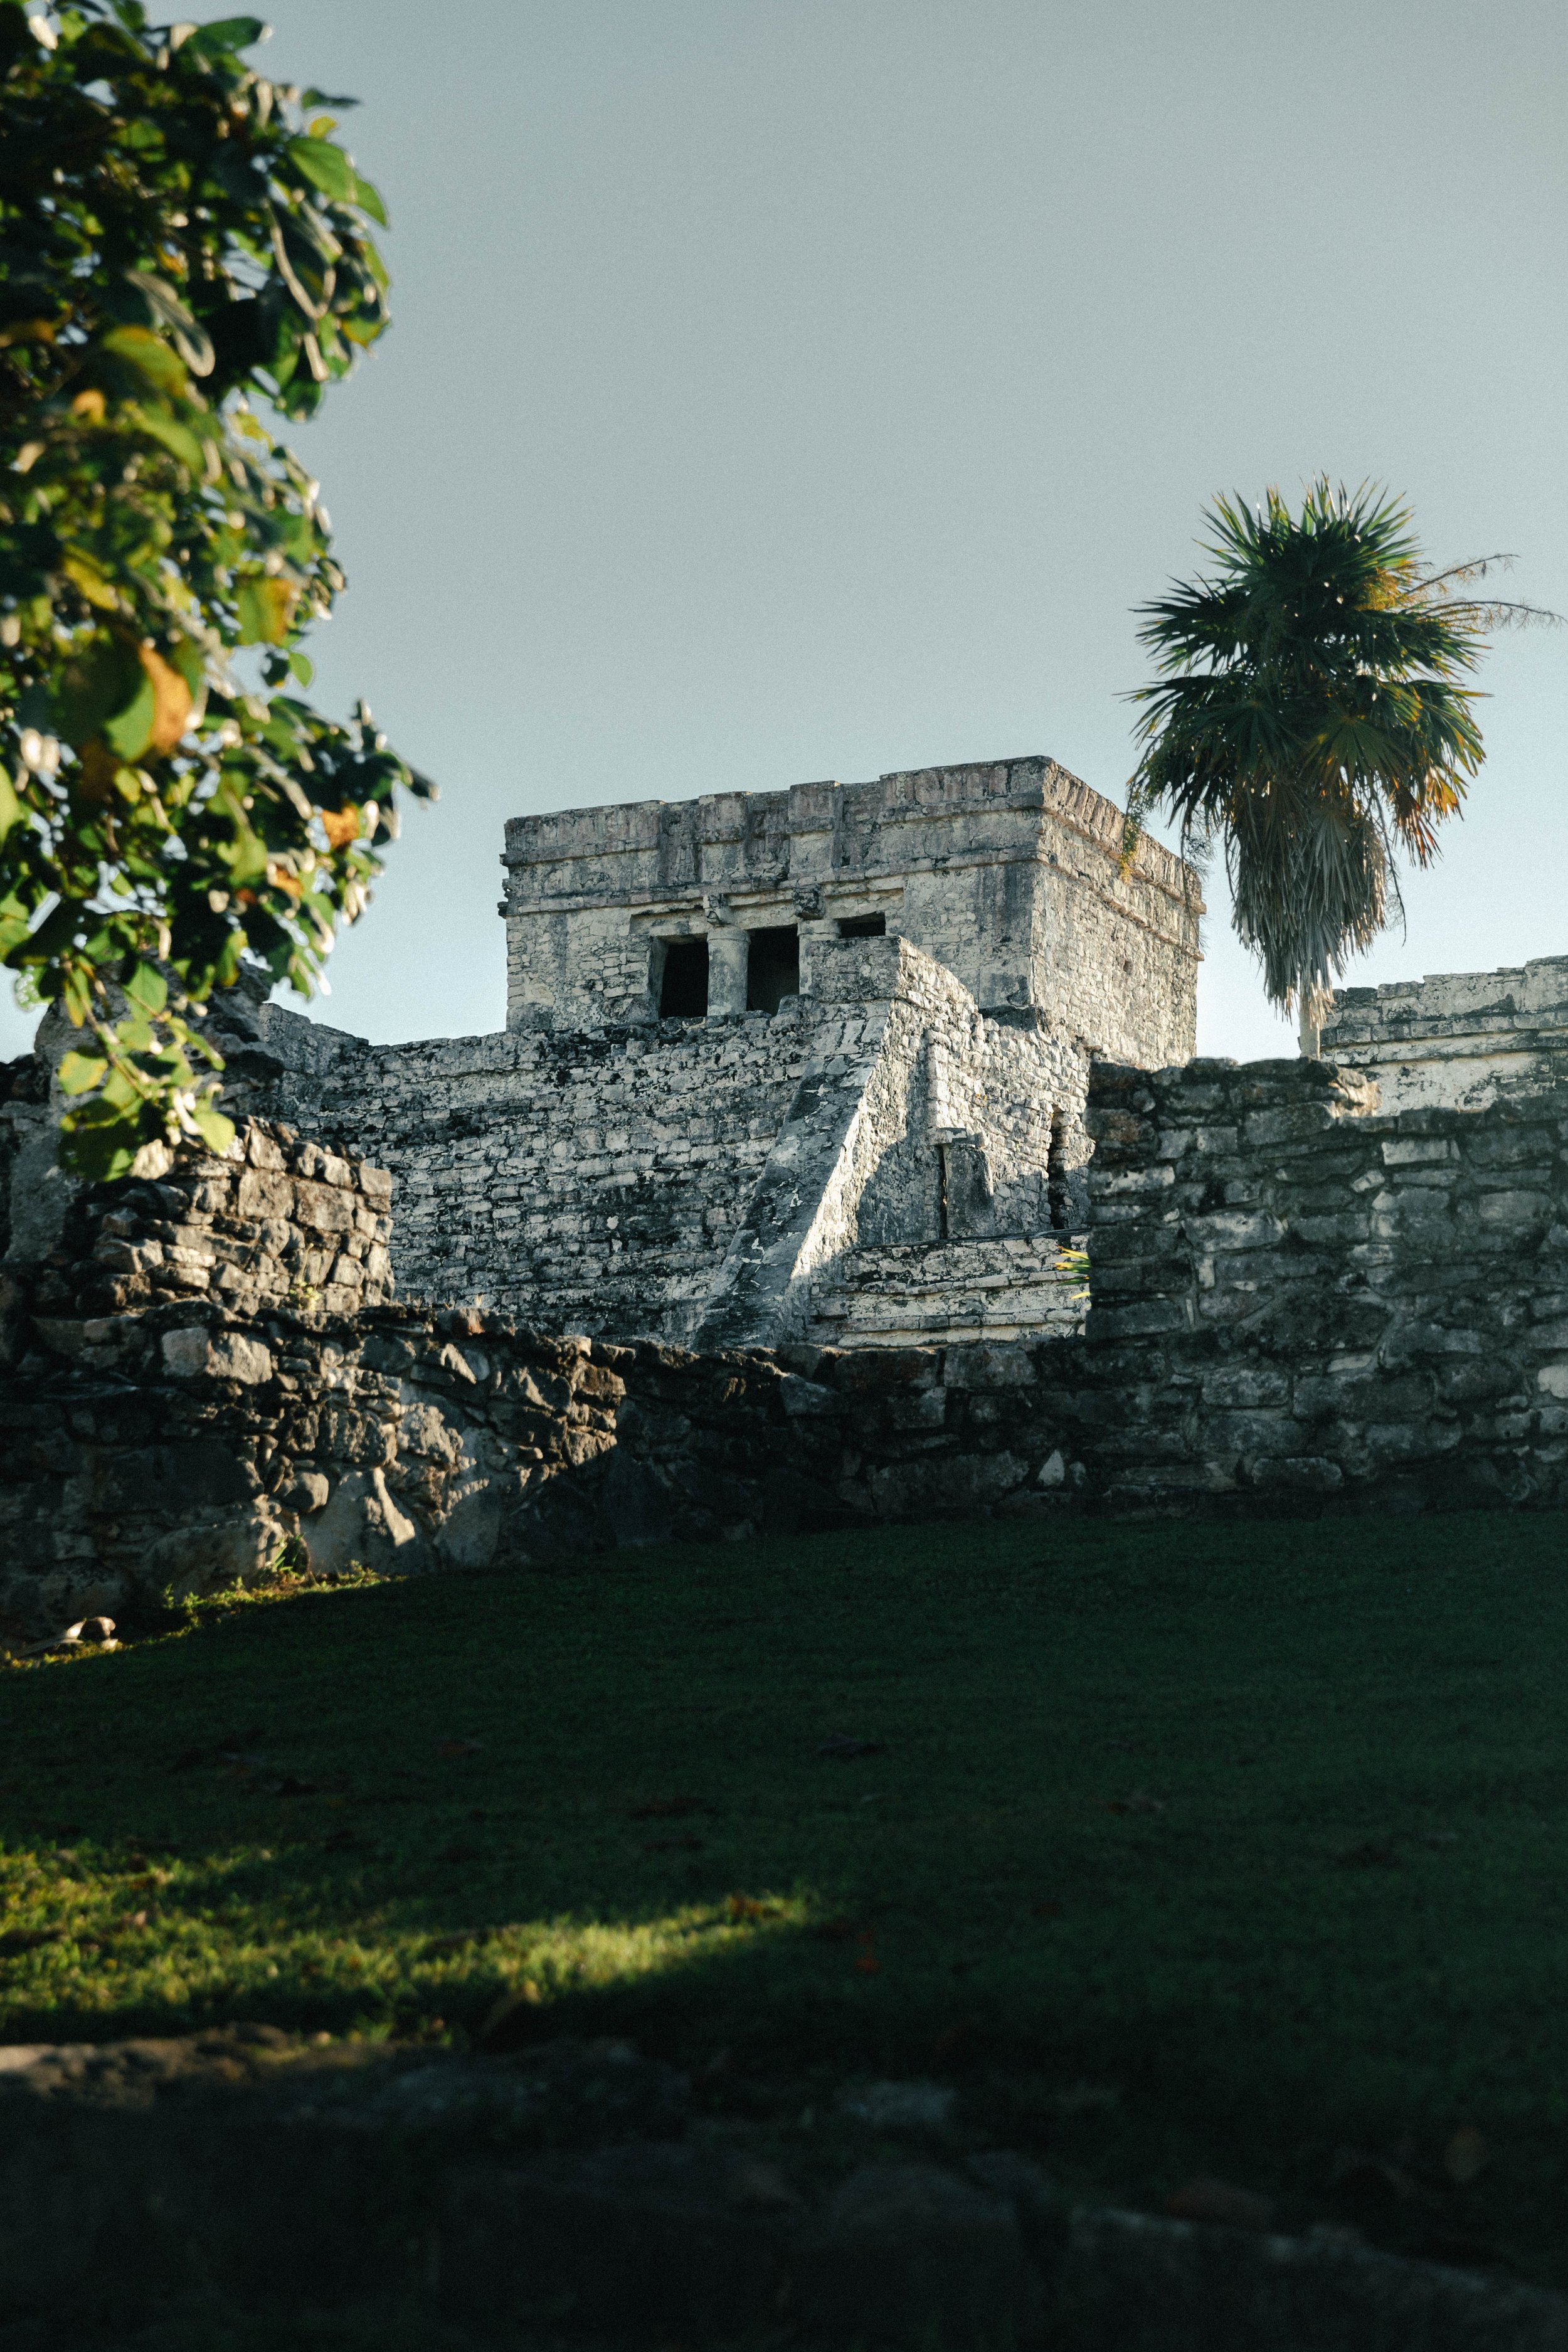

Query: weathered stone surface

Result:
[1064,2206,1568,2351]
[1071,1057,1568,1515]
[0,2028,1551,2348]
[177,757,1200,1352]
[1323,954,1568,1115]
[795,2161,1046,2346]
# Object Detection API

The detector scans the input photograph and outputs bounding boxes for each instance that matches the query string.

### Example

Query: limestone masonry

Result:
[1322,954,1568,1113]
[206,756,1202,1349]
[8,753,1568,1635]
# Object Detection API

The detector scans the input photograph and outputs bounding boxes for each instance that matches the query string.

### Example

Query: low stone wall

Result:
[1322,953,1568,1113]
[807,1236,1086,1347]
[1068,1056,1568,1512]
[12,1052,1568,1640]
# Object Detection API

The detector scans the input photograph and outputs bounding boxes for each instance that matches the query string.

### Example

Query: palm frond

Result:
[1125,478,1551,1024]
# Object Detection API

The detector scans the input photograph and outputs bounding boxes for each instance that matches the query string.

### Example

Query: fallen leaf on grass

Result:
[817,1733,887,1761]
[1444,2127,1490,2186]
[1108,1790,1165,1816]
[629,1797,716,1820]
[1165,2176,1275,2232]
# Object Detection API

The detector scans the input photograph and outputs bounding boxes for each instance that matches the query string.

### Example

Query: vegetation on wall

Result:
[0,1,432,1177]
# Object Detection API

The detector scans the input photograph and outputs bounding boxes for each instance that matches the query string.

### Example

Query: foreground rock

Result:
[0,2032,1560,2348]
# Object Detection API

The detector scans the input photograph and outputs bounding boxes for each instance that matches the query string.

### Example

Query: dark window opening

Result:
[1047,1108,1069,1231]
[746,924,800,1016]
[659,937,709,1017]
[837,912,886,938]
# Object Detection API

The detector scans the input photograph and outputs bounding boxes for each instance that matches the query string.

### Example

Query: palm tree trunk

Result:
[1297,977,1322,1059]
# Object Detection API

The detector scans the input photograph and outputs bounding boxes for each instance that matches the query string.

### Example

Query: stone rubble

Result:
[0,2030,1559,2350]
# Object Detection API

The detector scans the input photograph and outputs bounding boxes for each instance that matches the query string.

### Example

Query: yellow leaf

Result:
[61,554,120,612]
[265,861,304,899]
[319,805,362,850]
[70,389,107,422]
[140,645,193,756]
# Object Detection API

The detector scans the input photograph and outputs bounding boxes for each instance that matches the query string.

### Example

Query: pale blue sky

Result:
[8,0,1565,1062]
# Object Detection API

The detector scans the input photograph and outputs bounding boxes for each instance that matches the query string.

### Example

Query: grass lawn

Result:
[4,1511,1568,2292]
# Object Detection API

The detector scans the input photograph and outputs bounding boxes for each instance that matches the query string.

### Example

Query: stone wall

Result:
[210,938,1091,1348]
[806,1237,1086,1349]
[13,1054,1568,1639]
[1067,1056,1568,1512]
[501,756,1202,1070]
[1322,954,1568,1113]
[0,1271,1084,1648]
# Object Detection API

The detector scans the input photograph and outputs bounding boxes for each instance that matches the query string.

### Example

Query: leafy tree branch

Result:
[0,0,434,1177]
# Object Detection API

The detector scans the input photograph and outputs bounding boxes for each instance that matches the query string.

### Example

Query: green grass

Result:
[4,1512,1568,2289]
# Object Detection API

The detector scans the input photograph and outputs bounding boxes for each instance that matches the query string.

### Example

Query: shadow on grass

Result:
[3,1510,1568,2279]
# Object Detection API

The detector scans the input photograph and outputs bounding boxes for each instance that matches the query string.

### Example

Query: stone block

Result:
[795,2162,1044,2347]
[161,1327,274,1386]
[942,1343,1038,1389]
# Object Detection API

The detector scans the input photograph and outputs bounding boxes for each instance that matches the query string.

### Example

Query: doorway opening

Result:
[659,938,709,1017]
[746,925,800,1016]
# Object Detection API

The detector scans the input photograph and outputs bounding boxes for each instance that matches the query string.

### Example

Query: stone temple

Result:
[211,756,1204,1348]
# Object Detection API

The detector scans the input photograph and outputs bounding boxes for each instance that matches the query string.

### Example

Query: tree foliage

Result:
[1127,479,1557,1044]
[0,0,433,1176]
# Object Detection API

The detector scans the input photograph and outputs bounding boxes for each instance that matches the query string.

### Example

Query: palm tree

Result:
[1126,479,1559,1052]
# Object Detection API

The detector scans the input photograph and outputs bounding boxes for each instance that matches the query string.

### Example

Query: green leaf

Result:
[123,401,207,472]
[122,961,169,1016]
[124,270,215,377]
[100,324,188,395]
[189,1098,236,1155]
[0,767,20,849]
[56,1051,109,1097]
[288,648,314,687]
[284,135,357,205]
[184,15,267,56]
[103,667,156,761]
[57,1096,143,1182]
[351,171,388,228]
[53,637,144,751]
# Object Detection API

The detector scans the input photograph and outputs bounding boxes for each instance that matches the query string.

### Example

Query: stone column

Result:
[707,927,750,1017]
[796,920,839,997]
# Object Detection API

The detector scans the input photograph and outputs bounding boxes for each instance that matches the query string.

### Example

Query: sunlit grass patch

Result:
[4,1512,1568,2283]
